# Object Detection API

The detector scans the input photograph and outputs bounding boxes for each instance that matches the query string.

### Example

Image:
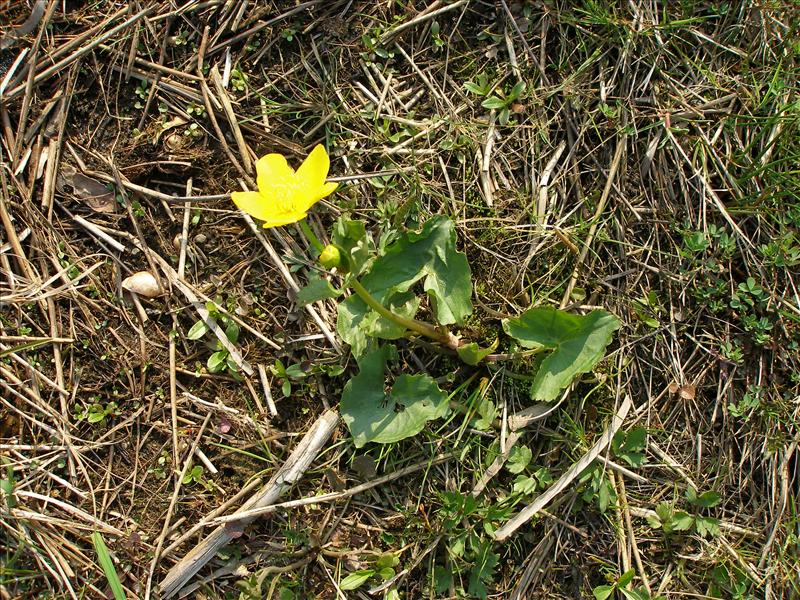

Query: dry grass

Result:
[1,1,799,598]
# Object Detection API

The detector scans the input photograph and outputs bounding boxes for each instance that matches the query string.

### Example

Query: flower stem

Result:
[298,219,324,253]
[349,279,460,349]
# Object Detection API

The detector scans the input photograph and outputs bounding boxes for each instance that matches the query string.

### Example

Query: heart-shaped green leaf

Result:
[341,345,449,448]
[337,216,472,355]
[337,292,420,359]
[502,307,620,401]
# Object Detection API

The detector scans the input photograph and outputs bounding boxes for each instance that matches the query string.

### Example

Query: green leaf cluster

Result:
[646,487,722,539]
[434,491,508,599]
[187,301,241,376]
[593,569,662,600]
[339,553,399,591]
[305,214,620,449]
[337,216,472,357]
[612,427,647,467]
[578,462,617,513]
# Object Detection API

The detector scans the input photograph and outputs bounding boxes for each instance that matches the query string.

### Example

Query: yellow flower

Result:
[231,144,338,228]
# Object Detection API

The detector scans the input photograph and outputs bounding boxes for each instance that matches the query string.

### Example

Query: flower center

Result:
[272,178,302,215]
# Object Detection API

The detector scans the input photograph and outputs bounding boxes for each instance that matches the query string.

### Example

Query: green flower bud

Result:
[319,244,342,269]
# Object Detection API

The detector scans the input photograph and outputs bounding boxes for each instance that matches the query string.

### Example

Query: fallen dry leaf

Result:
[59,165,117,213]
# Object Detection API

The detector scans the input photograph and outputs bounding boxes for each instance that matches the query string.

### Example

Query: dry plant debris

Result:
[1,1,799,599]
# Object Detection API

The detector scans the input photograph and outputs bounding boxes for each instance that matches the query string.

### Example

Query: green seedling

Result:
[281,27,297,42]
[133,80,148,109]
[230,68,248,93]
[182,464,213,490]
[646,487,721,539]
[187,301,242,377]
[339,552,400,591]
[430,20,444,50]
[270,359,310,398]
[74,400,118,424]
[593,568,662,600]
[480,81,526,125]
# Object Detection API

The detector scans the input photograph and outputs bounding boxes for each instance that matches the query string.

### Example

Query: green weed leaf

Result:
[481,96,507,109]
[384,589,400,600]
[502,307,620,400]
[434,565,453,593]
[338,292,420,358]
[207,350,227,373]
[471,397,497,431]
[695,516,721,538]
[333,218,375,277]
[672,511,695,532]
[365,215,472,324]
[508,81,527,100]
[92,532,126,600]
[612,426,647,467]
[467,540,499,599]
[187,320,209,340]
[620,589,650,600]
[686,487,722,508]
[284,363,307,380]
[297,274,341,305]
[506,445,532,474]
[340,569,375,591]
[617,569,636,587]
[512,474,538,495]
[341,345,449,447]
[593,585,615,600]
[375,553,400,570]
[225,321,240,344]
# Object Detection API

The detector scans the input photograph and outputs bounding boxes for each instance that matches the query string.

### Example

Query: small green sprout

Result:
[480,81,526,125]
[187,301,242,377]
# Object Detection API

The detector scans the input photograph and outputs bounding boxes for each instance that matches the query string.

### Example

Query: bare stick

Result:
[209,451,453,525]
[158,408,340,598]
[210,65,252,172]
[379,0,468,44]
[257,363,278,417]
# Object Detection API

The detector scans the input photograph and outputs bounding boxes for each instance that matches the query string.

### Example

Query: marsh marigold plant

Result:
[231,144,338,228]
[228,144,619,450]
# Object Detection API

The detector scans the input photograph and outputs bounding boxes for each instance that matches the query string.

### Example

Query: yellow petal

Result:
[231,191,270,221]
[261,209,309,229]
[295,144,330,190]
[312,181,339,203]
[293,181,339,214]
[256,153,296,196]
